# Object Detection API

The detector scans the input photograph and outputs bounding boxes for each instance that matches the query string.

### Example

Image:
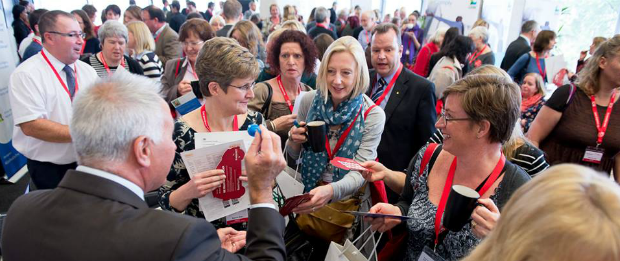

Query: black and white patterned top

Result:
[428,129,548,177]
[396,144,531,261]
[135,51,163,79]
[157,110,264,228]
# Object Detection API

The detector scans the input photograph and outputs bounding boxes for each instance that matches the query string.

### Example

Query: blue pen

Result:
[293,120,300,128]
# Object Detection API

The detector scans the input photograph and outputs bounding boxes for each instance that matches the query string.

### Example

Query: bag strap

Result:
[566,83,578,106]
[260,82,273,118]
[419,143,440,177]
[174,58,183,79]
[364,104,378,120]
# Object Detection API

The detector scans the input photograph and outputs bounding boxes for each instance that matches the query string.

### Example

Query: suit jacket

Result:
[155,24,183,66]
[1,170,286,261]
[169,13,187,33]
[216,24,234,37]
[368,68,437,202]
[308,25,338,40]
[500,36,531,71]
[161,57,188,104]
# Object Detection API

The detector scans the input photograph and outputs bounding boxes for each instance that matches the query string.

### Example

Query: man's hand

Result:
[217,227,246,253]
[245,125,286,204]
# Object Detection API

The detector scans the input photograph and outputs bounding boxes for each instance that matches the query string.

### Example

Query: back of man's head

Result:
[39,10,74,43]
[171,1,180,11]
[314,7,328,24]
[223,0,242,21]
[29,9,48,35]
[143,5,166,23]
[71,73,165,168]
[521,20,538,34]
[208,2,215,9]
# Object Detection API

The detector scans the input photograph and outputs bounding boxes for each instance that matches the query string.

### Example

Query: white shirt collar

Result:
[154,23,167,37]
[76,165,145,200]
[41,47,75,72]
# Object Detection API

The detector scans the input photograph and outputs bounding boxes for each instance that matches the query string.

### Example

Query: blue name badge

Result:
[172,92,201,115]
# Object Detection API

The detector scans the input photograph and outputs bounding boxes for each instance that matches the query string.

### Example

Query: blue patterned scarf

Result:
[300,90,366,191]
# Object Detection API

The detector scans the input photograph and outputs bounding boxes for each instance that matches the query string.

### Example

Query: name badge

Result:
[172,92,201,115]
[583,146,604,164]
[418,246,446,261]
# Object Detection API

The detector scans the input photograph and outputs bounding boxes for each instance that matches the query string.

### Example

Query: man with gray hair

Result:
[1,73,287,261]
[9,10,99,190]
[216,0,242,37]
[501,20,539,70]
[358,10,377,50]
[308,6,337,40]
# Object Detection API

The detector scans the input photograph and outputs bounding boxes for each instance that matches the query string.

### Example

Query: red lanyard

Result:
[316,23,328,29]
[41,50,78,101]
[189,60,198,80]
[80,38,86,55]
[590,90,617,146]
[468,45,487,64]
[200,105,239,132]
[155,31,162,43]
[365,30,370,44]
[433,153,506,246]
[99,52,126,76]
[325,106,363,160]
[535,53,546,80]
[371,63,404,105]
[276,75,301,113]
[32,38,41,45]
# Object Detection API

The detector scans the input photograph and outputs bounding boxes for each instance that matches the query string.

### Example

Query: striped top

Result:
[428,130,549,177]
[81,53,144,78]
[135,51,163,80]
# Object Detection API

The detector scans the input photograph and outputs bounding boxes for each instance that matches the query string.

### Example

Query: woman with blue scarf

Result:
[285,36,385,258]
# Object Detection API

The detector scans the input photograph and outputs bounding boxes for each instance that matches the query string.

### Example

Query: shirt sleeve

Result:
[544,84,574,112]
[9,70,47,125]
[507,53,529,81]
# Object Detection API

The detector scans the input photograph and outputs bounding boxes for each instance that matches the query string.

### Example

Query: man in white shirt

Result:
[9,10,99,190]
[358,10,377,51]
[1,73,287,261]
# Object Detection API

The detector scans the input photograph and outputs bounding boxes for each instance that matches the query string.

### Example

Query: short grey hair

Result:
[469,26,489,44]
[98,20,129,44]
[430,27,448,44]
[521,20,538,34]
[314,7,328,23]
[70,73,165,165]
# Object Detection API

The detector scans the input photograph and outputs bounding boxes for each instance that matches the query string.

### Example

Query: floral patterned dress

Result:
[157,110,264,228]
[521,98,545,133]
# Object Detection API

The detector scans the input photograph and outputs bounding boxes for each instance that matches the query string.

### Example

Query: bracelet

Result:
[270,120,277,132]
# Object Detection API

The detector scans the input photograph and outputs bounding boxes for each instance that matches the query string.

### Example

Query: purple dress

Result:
[401,25,424,65]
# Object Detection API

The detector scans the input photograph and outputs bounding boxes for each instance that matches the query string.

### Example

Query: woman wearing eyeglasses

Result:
[157,37,264,228]
[80,20,144,77]
[161,19,215,106]
[363,74,530,261]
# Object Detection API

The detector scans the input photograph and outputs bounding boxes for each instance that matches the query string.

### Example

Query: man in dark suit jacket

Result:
[167,1,186,33]
[500,20,538,71]
[216,0,242,37]
[367,23,437,203]
[143,5,182,65]
[308,7,337,40]
[1,74,287,261]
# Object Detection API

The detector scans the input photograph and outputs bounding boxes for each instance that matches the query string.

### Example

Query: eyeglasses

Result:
[48,31,85,39]
[182,41,205,48]
[439,108,471,125]
[228,82,256,92]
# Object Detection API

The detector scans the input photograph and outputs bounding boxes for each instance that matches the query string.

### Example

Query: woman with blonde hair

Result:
[412,27,446,76]
[209,15,225,32]
[280,20,306,33]
[230,20,265,68]
[262,3,281,39]
[126,21,163,79]
[282,5,297,22]
[519,72,545,132]
[463,164,620,261]
[528,34,620,177]
[123,5,142,24]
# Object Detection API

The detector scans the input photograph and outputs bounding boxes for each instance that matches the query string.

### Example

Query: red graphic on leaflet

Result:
[213,146,246,200]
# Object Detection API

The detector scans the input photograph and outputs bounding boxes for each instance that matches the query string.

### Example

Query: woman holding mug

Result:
[285,36,385,258]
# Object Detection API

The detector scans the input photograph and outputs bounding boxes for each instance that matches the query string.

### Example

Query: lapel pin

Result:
[396,91,400,95]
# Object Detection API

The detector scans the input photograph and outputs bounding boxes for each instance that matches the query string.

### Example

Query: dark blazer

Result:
[161,57,188,103]
[1,170,286,261]
[368,68,437,202]
[217,24,234,37]
[308,25,338,40]
[155,24,182,66]
[169,13,187,33]
[500,36,531,71]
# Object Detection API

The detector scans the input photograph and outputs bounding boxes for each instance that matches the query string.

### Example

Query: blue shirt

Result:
[507,53,547,83]
[22,40,43,62]
[371,66,400,109]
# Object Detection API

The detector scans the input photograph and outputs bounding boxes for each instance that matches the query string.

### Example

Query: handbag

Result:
[296,183,367,244]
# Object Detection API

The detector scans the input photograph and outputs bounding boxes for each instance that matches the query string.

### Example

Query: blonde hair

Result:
[473,19,489,28]
[523,72,546,96]
[196,37,259,97]
[430,27,448,44]
[444,74,521,143]
[316,36,369,103]
[126,21,155,54]
[577,34,620,95]
[230,20,264,56]
[463,164,620,261]
[280,20,306,34]
[282,5,297,21]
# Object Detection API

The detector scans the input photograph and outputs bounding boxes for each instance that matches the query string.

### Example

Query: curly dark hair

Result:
[267,30,318,75]
[443,35,475,65]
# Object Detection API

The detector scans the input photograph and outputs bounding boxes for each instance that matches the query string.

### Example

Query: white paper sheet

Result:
[275,166,305,199]
[292,91,309,116]
[194,131,254,150]
[180,140,251,222]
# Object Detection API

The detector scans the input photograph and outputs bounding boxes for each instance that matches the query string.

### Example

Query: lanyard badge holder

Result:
[583,90,616,164]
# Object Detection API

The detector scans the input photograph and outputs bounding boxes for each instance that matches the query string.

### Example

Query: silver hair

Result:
[431,27,448,44]
[314,7,328,23]
[209,15,225,25]
[70,73,165,166]
[98,20,129,44]
[469,26,489,44]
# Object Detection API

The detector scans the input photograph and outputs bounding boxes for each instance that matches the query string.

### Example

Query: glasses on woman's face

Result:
[439,108,471,126]
[182,41,204,48]
[228,82,256,92]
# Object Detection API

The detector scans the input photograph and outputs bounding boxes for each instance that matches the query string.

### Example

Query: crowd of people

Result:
[3,0,620,261]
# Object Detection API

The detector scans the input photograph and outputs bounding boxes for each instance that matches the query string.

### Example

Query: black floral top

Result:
[157,110,264,228]
[521,98,545,133]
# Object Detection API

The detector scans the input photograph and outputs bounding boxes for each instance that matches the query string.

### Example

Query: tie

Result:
[63,65,76,98]
[371,78,387,103]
